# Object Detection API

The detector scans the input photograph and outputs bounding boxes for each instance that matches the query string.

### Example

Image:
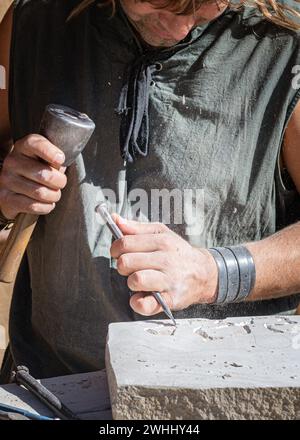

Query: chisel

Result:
[96,202,177,326]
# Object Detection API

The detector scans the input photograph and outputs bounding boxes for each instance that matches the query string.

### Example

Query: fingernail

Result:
[54,152,65,164]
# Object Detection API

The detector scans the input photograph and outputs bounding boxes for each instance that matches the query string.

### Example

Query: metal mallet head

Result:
[39,104,95,166]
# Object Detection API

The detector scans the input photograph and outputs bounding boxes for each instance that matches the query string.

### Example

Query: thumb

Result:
[111,214,139,235]
[111,214,167,236]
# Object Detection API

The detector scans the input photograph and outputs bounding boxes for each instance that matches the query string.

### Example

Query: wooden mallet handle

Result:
[0,214,38,283]
[0,104,95,283]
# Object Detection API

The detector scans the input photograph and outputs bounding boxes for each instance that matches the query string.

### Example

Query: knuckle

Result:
[119,236,129,253]
[54,190,62,202]
[33,186,47,201]
[25,133,41,142]
[127,277,135,291]
[159,232,172,249]
[110,242,118,259]
[42,170,65,189]
[37,169,49,183]
[28,202,55,215]
[127,277,134,290]
[47,203,56,213]
[16,134,39,152]
[38,139,55,158]
[117,254,129,274]
[129,272,143,290]
[49,203,56,213]
[27,133,44,145]
[60,174,67,189]
[154,222,168,234]
[28,202,42,214]
[24,134,55,160]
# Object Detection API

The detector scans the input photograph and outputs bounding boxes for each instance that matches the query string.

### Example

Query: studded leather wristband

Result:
[208,245,256,304]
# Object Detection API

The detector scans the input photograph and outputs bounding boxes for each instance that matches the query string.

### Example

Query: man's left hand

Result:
[110,214,218,316]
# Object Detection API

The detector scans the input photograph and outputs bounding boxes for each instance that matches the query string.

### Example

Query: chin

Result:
[147,39,178,47]
[140,31,179,47]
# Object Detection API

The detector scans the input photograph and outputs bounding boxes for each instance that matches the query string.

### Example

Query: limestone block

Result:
[106,316,300,420]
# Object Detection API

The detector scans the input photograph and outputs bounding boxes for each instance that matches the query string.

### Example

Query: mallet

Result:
[0,104,95,283]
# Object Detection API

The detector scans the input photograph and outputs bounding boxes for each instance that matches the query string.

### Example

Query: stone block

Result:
[106,316,300,419]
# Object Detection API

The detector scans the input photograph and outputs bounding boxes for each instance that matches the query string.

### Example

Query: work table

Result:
[0,369,111,420]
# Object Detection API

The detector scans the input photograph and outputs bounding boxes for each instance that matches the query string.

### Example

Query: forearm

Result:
[245,222,300,301]
[109,215,300,316]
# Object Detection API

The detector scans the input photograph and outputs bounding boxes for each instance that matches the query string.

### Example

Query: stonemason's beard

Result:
[128,15,181,47]
[120,0,228,48]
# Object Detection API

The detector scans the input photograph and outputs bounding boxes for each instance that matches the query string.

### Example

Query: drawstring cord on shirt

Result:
[115,0,225,163]
[115,55,160,163]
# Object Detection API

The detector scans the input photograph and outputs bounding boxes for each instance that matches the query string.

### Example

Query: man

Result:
[0,0,300,380]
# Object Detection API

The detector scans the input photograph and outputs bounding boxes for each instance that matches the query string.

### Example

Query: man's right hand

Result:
[0,134,67,219]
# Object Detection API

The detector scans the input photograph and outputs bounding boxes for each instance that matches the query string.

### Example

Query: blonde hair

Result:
[69,0,300,31]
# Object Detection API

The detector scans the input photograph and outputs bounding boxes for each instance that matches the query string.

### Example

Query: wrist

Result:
[194,248,218,304]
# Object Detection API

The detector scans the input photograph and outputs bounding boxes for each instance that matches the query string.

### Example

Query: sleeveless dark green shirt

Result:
[6,0,300,377]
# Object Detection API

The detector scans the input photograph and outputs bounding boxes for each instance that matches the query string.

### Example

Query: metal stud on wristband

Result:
[208,248,228,304]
